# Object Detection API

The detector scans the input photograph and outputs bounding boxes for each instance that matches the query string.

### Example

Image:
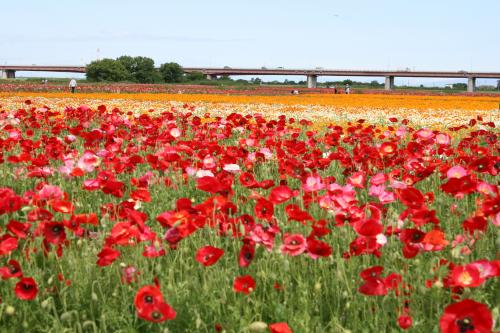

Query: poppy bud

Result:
[41,298,51,309]
[5,305,15,316]
[248,321,268,331]
[60,311,73,322]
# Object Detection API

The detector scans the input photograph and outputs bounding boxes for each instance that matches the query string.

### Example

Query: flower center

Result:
[456,317,474,333]
[151,311,162,319]
[458,272,472,286]
[144,295,153,303]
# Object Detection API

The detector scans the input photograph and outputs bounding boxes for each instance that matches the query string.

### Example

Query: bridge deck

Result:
[1,66,500,79]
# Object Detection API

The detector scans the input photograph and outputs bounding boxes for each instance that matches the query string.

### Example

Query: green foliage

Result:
[116,56,161,83]
[184,71,205,81]
[452,83,467,90]
[159,62,184,83]
[85,59,128,82]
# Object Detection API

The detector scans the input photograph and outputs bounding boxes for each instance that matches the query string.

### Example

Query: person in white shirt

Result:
[69,79,77,93]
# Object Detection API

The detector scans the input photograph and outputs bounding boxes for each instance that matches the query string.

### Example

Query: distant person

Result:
[345,84,351,94]
[333,85,338,94]
[69,79,77,93]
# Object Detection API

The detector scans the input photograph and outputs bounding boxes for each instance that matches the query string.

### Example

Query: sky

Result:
[2,0,500,86]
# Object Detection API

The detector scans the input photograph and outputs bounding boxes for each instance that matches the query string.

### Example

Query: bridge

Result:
[2,65,500,92]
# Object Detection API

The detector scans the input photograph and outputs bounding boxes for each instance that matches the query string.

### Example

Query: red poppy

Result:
[358,266,388,296]
[280,233,307,256]
[0,235,19,255]
[360,266,384,279]
[130,188,151,202]
[233,275,255,294]
[400,228,426,244]
[397,188,425,208]
[439,299,492,333]
[6,220,31,239]
[197,176,222,193]
[137,302,176,323]
[398,314,412,330]
[306,237,332,259]
[449,264,485,288]
[410,208,439,226]
[269,322,293,333]
[42,222,66,245]
[254,198,274,221]
[195,246,224,266]
[462,216,487,234]
[359,277,388,296]
[268,185,295,204]
[239,172,259,188]
[102,179,125,198]
[50,200,74,214]
[134,285,164,309]
[285,204,313,223]
[134,285,176,322]
[441,175,477,196]
[0,259,23,279]
[238,243,255,267]
[96,247,121,267]
[14,277,38,300]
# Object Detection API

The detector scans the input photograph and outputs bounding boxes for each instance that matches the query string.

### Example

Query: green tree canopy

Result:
[185,71,205,81]
[159,62,184,83]
[116,56,161,83]
[86,59,128,82]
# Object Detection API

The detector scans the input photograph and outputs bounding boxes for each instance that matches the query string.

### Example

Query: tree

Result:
[116,56,160,83]
[452,83,467,90]
[115,56,135,81]
[159,62,183,83]
[369,80,380,87]
[185,71,205,81]
[342,79,353,85]
[251,78,262,85]
[86,59,128,82]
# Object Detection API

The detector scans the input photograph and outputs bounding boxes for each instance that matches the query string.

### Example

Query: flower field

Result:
[0,92,498,332]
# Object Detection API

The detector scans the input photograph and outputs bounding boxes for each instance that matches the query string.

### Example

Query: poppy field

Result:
[0,92,498,332]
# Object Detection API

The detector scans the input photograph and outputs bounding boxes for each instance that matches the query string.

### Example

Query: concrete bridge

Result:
[2,65,500,92]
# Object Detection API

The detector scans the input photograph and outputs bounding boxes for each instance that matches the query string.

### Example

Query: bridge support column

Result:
[307,75,317,88]
[0,70,6,79]
[385,76,395,90]
[5,70,16,79]
[206,74,217,80]
[467,77,476,92]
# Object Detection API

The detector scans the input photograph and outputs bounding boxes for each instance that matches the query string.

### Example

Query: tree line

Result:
[86,56,185,83]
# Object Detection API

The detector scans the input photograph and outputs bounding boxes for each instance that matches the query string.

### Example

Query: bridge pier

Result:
[3,70,16,79]
[0,70,6,79]
[206,74,217,80]
[307,74,317,88]
[385,76,395,90]
[467,77,476,92]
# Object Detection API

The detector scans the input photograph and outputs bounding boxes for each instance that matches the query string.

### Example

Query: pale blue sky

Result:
[2,0,499,85]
